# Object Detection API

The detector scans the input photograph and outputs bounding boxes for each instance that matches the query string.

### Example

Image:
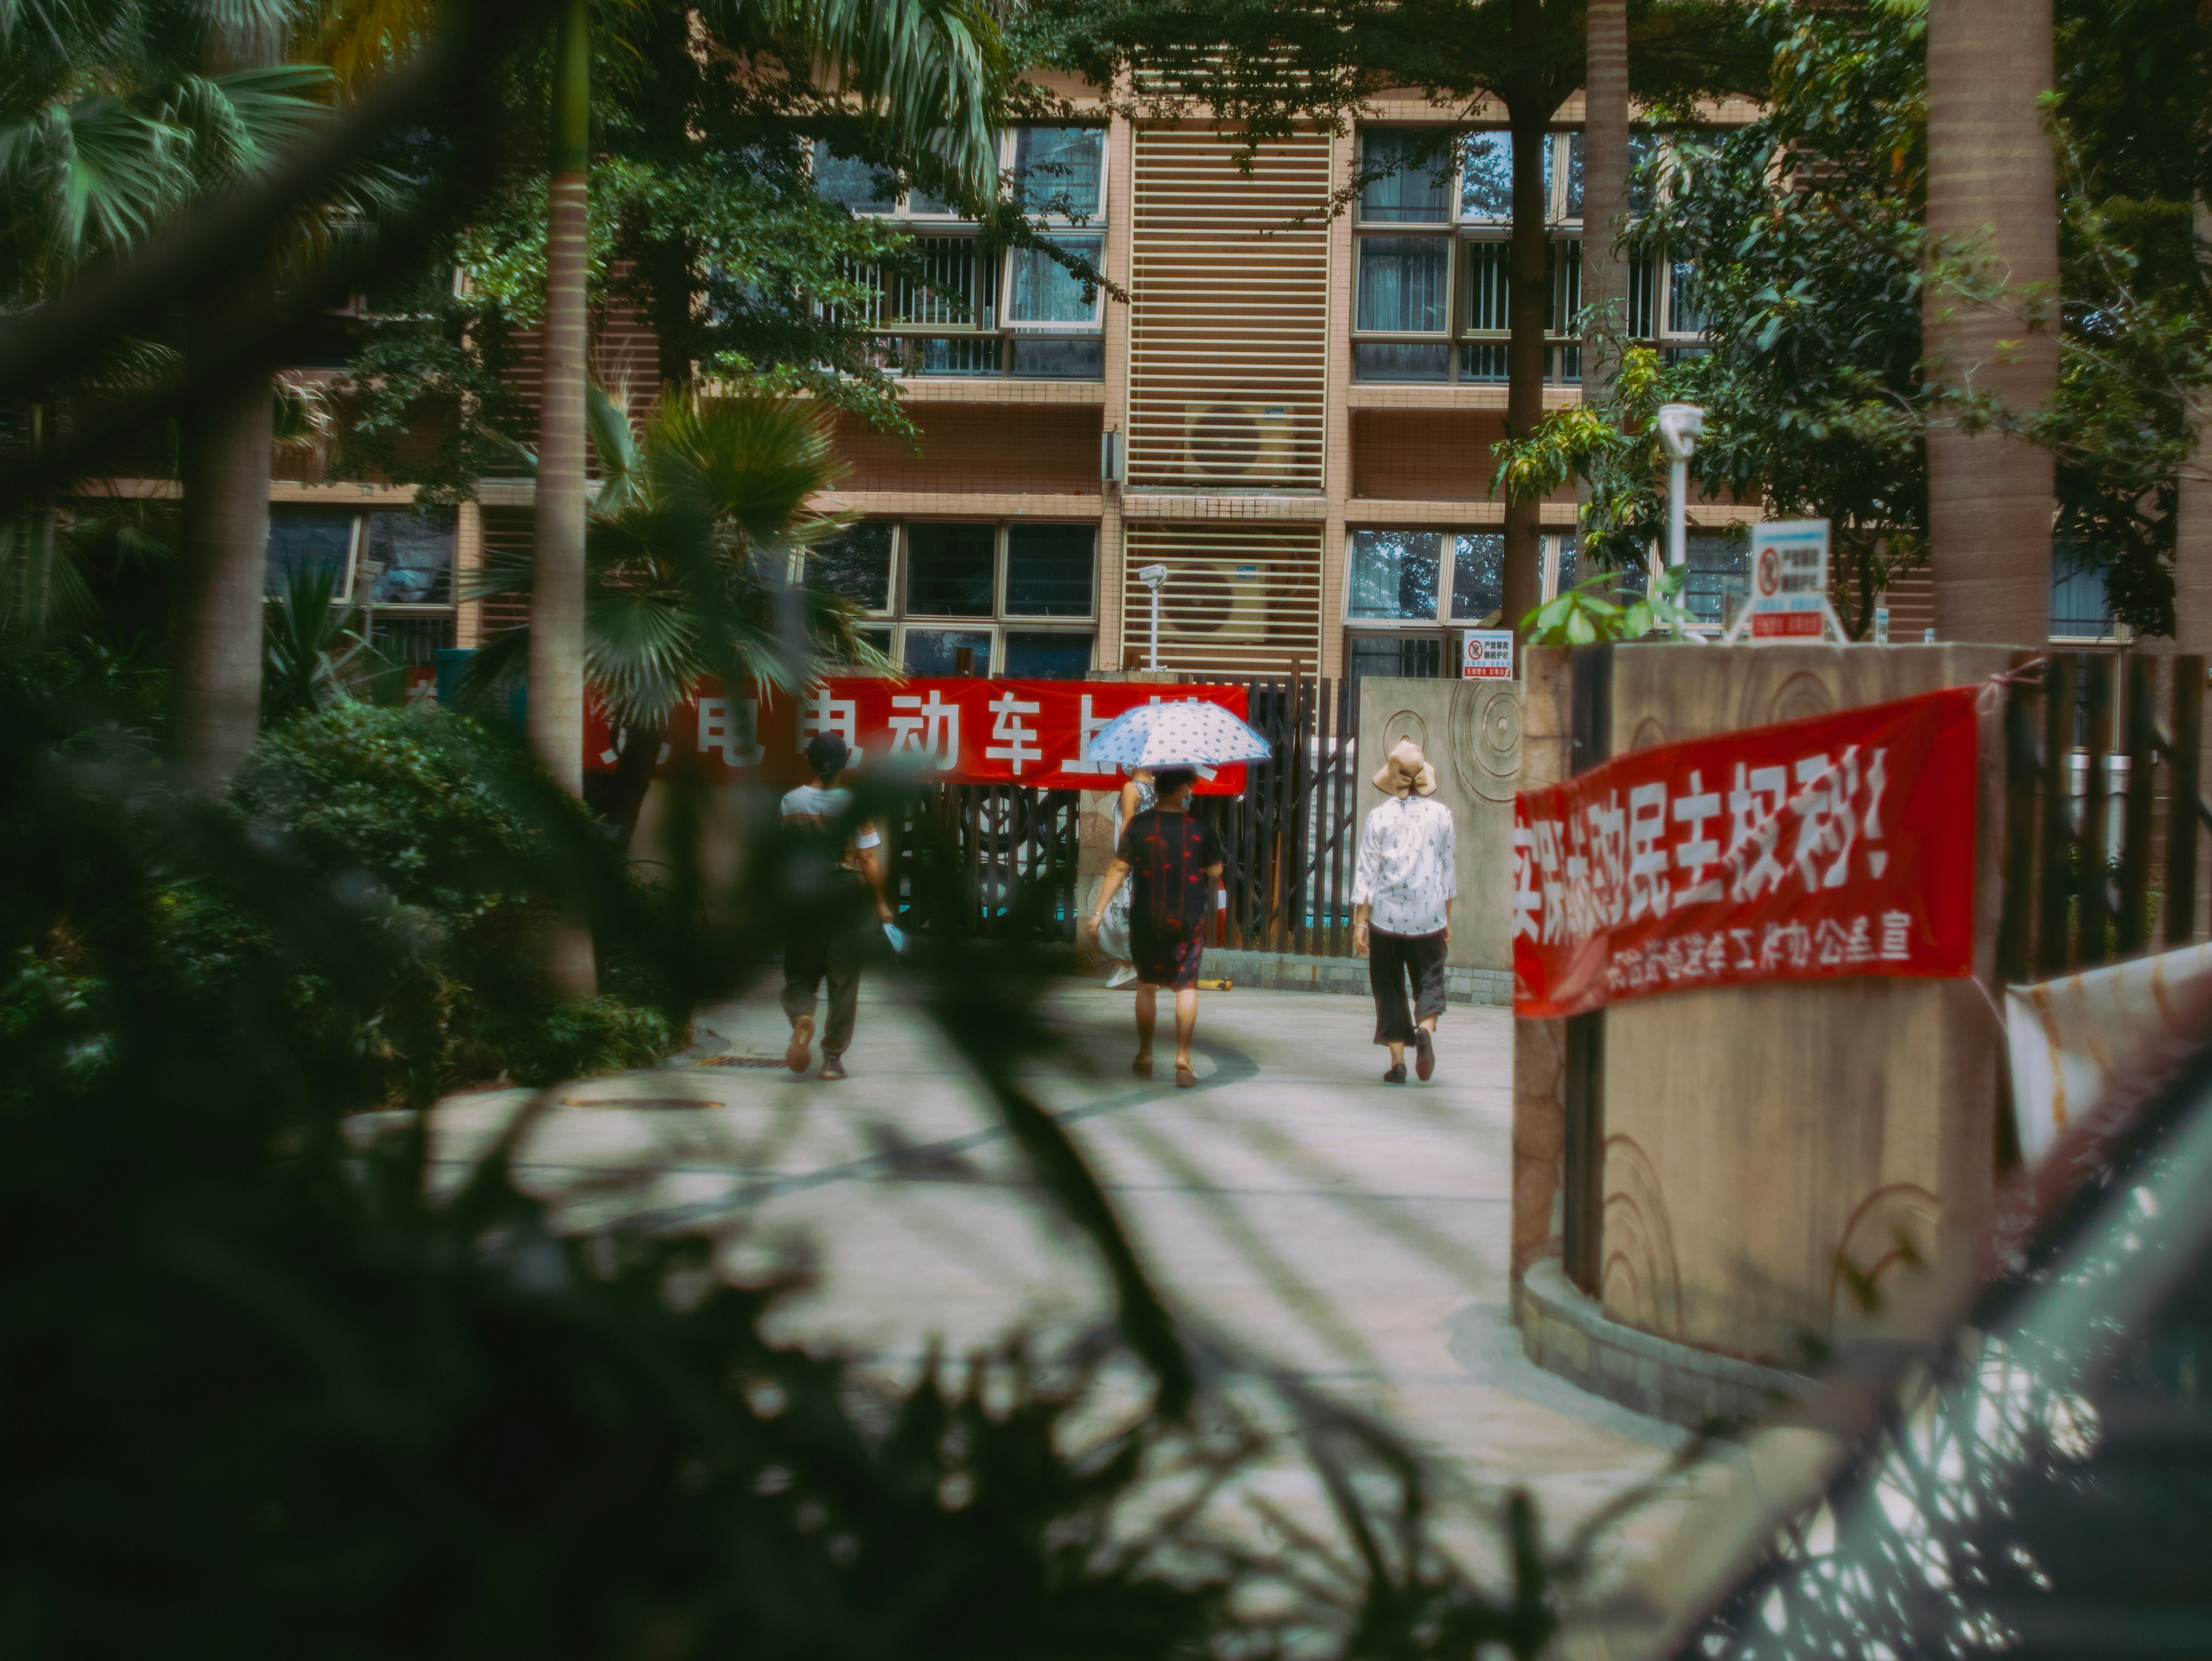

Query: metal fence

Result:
[1999,650,2209,977]
[884,676,1371,952]
[886,784,1084,940]
[1198,677,1364,956]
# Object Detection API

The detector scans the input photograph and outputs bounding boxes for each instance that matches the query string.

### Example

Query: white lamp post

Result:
[1655,403,1706,640]
[1136,563,1169,671]
[1655,402,1706,572]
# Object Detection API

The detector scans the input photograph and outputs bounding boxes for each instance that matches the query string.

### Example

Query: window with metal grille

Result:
[811,128,1107,381]
[803,520,1098,676]
[1352,126,1710,385]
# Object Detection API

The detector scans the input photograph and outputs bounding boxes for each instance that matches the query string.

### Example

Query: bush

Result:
[209,704,678,1098]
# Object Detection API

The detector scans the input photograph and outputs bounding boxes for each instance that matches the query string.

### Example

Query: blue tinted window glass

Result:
[1349,530,1443,621]
[266,508,355,598]
[905,523,995,616]
[1005,525,1093,616]
[1004,632,1093,678]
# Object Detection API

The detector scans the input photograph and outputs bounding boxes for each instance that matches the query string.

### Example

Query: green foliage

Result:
[0,661,1612,1658]
[465,386,888,736]
[215,703,677,1097]
[260,555,392,721]
[1628,0,1930,636]
[1494,339,1672,573]
[1521,565,1699,646]
[326,0,1039,479]
[1629,0,2212,639]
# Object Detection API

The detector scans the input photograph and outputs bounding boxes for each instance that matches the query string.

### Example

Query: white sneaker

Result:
[1106,963,1138,989]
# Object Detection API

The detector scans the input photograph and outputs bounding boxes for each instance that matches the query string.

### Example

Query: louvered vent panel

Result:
[1123,522,1324,678]
[478,507,533,636]
[1128,130,1331,491]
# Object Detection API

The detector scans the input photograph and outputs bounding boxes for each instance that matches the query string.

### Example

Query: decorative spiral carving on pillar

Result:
[1449,682,1523,804]
[1599,1134,1683,1339]
[1382,708,1431,757]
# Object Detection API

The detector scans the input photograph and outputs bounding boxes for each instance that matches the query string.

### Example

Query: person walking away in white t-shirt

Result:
[1351,739,1456,1084]
[779,733,892,1080]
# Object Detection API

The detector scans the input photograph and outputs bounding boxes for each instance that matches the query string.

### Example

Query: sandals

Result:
[1137,1054,1198,1088]
[785,1015,815,1074]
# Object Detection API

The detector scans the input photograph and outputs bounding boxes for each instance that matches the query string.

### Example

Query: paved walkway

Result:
[423,978,1694,1574]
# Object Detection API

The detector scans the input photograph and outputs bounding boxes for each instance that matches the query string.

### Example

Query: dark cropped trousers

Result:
[1369,927,1448,1045]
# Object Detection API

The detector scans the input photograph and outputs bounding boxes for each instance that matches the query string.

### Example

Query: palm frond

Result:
[582,585,702,729]
[586,375,647,513]
[651,394,842,546]
[314,0,439,88]
[714,0,1007,203]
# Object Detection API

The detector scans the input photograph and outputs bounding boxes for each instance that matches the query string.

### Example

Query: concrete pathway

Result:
[422,978,1696,1578]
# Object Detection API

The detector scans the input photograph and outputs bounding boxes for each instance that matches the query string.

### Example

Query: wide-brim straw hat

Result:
[1371,738,1438,797]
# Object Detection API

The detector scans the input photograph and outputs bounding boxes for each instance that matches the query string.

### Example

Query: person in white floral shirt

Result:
[1351,739,1456,1084]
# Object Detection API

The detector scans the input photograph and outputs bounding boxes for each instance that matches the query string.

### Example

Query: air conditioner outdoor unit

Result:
[1162,560,1272,645]
[1181,401,1293,483]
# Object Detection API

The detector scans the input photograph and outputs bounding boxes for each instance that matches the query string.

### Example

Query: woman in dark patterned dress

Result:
[1083,768,1224,1089]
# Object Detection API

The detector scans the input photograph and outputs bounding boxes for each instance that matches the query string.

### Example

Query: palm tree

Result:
[0,0,328,742]
[1925,0,2060,644]
[1581,0,1631,405]
[532,0,592,815]
[466,386,883,847]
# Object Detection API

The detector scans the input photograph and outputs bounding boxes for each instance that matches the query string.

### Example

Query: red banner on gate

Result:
[585,679,1251,794]
[1512,686,1980,1018]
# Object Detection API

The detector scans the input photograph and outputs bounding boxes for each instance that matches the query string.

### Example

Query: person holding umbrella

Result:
[1079,699,1270,1088]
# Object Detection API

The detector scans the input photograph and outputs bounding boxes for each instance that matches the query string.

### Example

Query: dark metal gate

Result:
[887,785,1083,940]
[1999,650,2209,975]
[1197,676,1364,956]
[883,676,1371,952]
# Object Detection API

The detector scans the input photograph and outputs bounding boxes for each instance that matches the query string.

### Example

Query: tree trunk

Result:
[605,720,662,852]
[170,19,282,793]
[535,0,596,994]
[1500,76,1553,636]
[171,274,276,794]
[636,2,699,391]
[1924,0,2059,646]
[2174,204,2212,664]
[1580,0,1630,405]
[2172,201,2212,920]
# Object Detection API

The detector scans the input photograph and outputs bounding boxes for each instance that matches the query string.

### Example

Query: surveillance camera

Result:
[1656,403,1706,463]
[1136,564,1170,589]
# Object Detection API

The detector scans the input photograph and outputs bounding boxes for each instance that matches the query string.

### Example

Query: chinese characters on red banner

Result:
[1512,687,1981,1017]
[585,679,1252,794]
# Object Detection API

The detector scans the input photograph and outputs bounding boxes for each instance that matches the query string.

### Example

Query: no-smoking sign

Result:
[1745,522,1830,640]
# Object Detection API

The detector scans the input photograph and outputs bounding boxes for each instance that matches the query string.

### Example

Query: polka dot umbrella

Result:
[1084,699,1272,770]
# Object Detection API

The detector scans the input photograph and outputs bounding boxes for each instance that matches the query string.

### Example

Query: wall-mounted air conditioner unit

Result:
[1181,402,1292,483]
[1162,560,1271,644]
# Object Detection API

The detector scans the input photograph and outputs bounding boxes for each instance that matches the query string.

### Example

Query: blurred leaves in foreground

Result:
[0,664,1585,1657]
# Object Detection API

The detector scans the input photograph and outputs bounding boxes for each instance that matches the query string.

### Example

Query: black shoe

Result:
[1382,1063,1407,1085]
[1414,1028,1435,1082]
[820,1053,848,1081]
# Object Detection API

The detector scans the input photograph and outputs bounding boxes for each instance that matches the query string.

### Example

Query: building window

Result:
[813,125,1108,380]
[1011,126,1104,219]
[1348,634,1447,683]
[1352,126,1707,385]
[264,504,458,669]
[1551,536,1649,603]
[2052,542,2116,641]
[1344,529,1509,674]
[1681,532,1748,628]
[806,519,1098,676]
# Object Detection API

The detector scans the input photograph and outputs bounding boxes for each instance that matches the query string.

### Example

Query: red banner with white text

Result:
[1513,687,1980,1018]
[585,679,1251,794]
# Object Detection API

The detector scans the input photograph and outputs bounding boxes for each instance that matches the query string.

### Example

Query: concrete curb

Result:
[1518,1259,1814,1429]
[1201,949,1514,1008]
